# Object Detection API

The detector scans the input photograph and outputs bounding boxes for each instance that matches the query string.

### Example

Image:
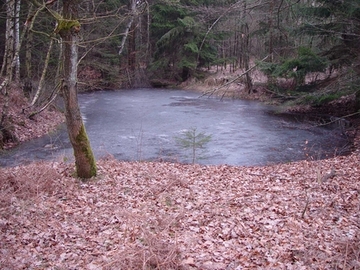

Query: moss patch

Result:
[55,19,81,35]
[75,124,97,179]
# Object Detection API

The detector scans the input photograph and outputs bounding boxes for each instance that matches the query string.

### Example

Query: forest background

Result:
[2,0,360,97]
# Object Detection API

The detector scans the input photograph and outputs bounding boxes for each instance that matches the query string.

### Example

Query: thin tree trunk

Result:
[60,0,97,179]
[126,0,137,84]
[118,0,137,56]
[1,0,15,81]
[269,0,274,61]
[23,3,36,94]
[118,19,134,56]
[128,22,136,73]
[31,39,54,106]
[145,2,150,64]
[243,23,253,93]
[0,78,9,125]
[11,2,35,85]
[25,30,33,79]
[24,2,36,80]
[6,0,15,81]
[14,0,21,81]
[241,1,252,93]
[0,78,18,148]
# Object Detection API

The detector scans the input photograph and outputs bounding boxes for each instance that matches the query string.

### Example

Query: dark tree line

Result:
[1,0,359,89]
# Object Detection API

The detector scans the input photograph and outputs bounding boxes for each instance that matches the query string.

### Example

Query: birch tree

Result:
[0,0,18,149]
[1,0,15,81]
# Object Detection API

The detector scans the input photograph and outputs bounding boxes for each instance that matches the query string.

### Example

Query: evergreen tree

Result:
[298,0,360,72]
[149,0,226,83]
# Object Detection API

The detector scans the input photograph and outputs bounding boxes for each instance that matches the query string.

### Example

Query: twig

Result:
[301,192,310,219]
[315,111,360,127]
[343,242,349,270]
[197,2,242,62]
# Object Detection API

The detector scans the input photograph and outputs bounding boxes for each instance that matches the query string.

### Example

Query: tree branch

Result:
[201,55,269,98]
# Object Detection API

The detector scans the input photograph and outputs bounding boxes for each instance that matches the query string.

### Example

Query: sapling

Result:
[175,127,211,164]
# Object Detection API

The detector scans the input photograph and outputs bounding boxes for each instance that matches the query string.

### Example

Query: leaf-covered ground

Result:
[0,84,64,149]
[1,152,359,269]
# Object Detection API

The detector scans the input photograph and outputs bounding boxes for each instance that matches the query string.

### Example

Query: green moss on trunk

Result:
[55,19,80,35]
[75,124,97,179]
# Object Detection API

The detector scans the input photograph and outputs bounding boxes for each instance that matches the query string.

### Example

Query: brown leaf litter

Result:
[0,153,359,269]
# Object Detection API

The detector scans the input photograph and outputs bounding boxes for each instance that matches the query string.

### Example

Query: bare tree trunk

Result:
[31,39,54,106]
[60,0,97,179]
[0,0,19,148]
[128,22,136,73]
[145,2,150,64]
[1,0,15,81]
[25,30,33,79]
[13,0,21,81]
[243,23,253,93]
[268,0,274,62]
[24,2,34,80]
[241,1,252,93]
[0,78,18,148]
[0,78,9,125]
[118,0,137,56]
[126,0,137,87]
[23,3,36,96]
[118,18,134,56]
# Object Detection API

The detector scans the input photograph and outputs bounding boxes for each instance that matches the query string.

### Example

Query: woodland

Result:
[0,0,360,269]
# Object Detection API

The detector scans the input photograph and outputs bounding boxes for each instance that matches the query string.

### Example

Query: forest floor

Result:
[0,80,360,269]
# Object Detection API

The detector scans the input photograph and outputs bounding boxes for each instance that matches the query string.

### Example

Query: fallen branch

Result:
[200,55,269,98]
[315,111,360,127]
[28,92,59,119]
[301,194,310,219]
[263,88,298,100]
[28,83,60,119]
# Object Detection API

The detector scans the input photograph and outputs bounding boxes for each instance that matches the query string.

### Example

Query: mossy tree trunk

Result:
[60,0,97,178]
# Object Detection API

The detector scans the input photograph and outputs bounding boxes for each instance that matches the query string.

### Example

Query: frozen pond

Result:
[0,88,349,166]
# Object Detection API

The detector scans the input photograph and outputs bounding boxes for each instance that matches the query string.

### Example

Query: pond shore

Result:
[2,78,359,151]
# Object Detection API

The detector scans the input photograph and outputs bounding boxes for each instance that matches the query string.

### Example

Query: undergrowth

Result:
[0,162,59,209]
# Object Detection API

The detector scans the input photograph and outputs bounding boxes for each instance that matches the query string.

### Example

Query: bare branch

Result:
[201,55,269,98]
